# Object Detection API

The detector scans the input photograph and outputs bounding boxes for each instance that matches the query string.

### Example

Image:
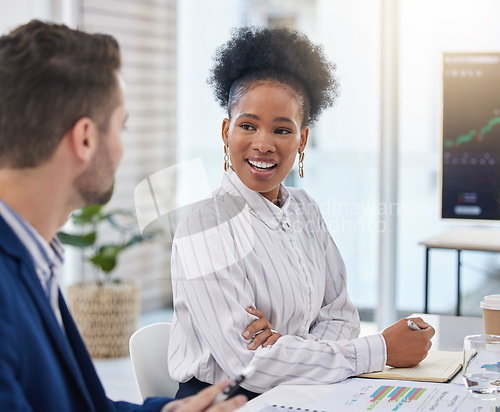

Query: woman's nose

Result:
[252,131,275,153]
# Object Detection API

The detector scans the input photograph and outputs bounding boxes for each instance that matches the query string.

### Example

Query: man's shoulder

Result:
[0,228,24,299]
[0,215,36,289]
[0,214,27,259]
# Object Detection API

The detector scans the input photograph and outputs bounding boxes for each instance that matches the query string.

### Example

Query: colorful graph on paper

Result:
[368,385,425,411]
[313,378,497,411]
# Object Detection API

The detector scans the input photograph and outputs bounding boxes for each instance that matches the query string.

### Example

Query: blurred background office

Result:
[1,0,499,330]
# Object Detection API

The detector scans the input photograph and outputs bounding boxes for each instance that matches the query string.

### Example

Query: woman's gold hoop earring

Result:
[298,151,304,178]
[224,144,230,172]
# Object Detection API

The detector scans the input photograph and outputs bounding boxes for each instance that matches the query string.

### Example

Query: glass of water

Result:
[463,334,500,393]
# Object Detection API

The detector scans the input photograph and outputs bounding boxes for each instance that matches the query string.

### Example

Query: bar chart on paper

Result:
[367,385,425,410]
[312,379,475,411]
[257,379,500,412]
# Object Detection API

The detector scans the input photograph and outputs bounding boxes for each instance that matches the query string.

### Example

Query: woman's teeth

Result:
[248,160,275,170]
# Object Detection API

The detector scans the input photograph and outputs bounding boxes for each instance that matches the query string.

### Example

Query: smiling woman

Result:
[168,25,434,401]
[221,82,308,204]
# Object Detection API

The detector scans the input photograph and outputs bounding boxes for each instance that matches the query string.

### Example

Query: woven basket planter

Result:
[67,280,141,358]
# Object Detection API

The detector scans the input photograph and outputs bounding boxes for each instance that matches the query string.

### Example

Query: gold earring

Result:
[298,151,304,178]
[224,144,230,172]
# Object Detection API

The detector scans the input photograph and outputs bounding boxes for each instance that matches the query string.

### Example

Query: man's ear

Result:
[68,117,98,163]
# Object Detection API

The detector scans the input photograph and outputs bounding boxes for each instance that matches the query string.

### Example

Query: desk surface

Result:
[413,313,483,351]
[419,227,500,252]
[238,314,485,412]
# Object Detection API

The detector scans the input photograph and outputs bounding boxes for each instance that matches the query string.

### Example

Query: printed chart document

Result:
[358,350,463,383]
[254,378,500,412]
[311,378,500,411]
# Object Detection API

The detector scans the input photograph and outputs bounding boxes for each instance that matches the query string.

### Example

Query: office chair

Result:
[129,322,179,400]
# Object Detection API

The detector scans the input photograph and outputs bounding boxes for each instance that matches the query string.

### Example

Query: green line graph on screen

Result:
[444,114,500,148]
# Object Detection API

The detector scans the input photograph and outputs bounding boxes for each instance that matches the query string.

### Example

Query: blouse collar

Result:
[220,168,291,230]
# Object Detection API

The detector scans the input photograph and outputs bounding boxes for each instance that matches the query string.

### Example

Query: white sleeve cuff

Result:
[352,333,387,375]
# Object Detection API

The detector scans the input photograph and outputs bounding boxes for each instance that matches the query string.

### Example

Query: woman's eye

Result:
[241,124,255,131]
[275,128,291,135]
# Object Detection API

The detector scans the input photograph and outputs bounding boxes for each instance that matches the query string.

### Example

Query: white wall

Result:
[0,0,66,34]
[176,0,243,189]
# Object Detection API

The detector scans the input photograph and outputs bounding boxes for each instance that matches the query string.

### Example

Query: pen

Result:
[407,319,421,331]
[214,364,256,404]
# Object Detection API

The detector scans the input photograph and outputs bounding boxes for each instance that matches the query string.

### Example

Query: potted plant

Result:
[59,204,159,358]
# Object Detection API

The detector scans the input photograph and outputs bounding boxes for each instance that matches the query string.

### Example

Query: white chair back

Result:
[129,322,178,399]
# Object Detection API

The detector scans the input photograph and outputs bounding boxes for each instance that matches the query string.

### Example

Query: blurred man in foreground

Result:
[0,19,245,412]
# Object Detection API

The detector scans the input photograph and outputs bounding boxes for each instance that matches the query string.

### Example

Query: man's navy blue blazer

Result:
[0,215,170,411]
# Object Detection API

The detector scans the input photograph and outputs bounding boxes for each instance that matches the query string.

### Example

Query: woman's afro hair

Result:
[208,25,339,125]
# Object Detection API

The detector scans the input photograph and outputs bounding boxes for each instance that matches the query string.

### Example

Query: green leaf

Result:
[57,231,97,247]
[89,245,125,273]
[61,187,163,275]
[71,204,104,225]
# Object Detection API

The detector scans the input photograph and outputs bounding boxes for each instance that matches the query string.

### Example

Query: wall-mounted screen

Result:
[442,52,500,220]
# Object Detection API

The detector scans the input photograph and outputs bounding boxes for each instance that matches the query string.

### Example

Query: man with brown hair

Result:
[0,20,246,412]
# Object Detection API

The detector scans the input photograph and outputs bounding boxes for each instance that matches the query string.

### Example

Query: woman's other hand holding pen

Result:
[161,380,247,412]
[382,317,435,368]
[242,307,282,350]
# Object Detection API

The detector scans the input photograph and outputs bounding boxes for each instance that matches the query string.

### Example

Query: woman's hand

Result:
[242,307,282,350]
[161,380,247,412]
[382,317,435,367]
